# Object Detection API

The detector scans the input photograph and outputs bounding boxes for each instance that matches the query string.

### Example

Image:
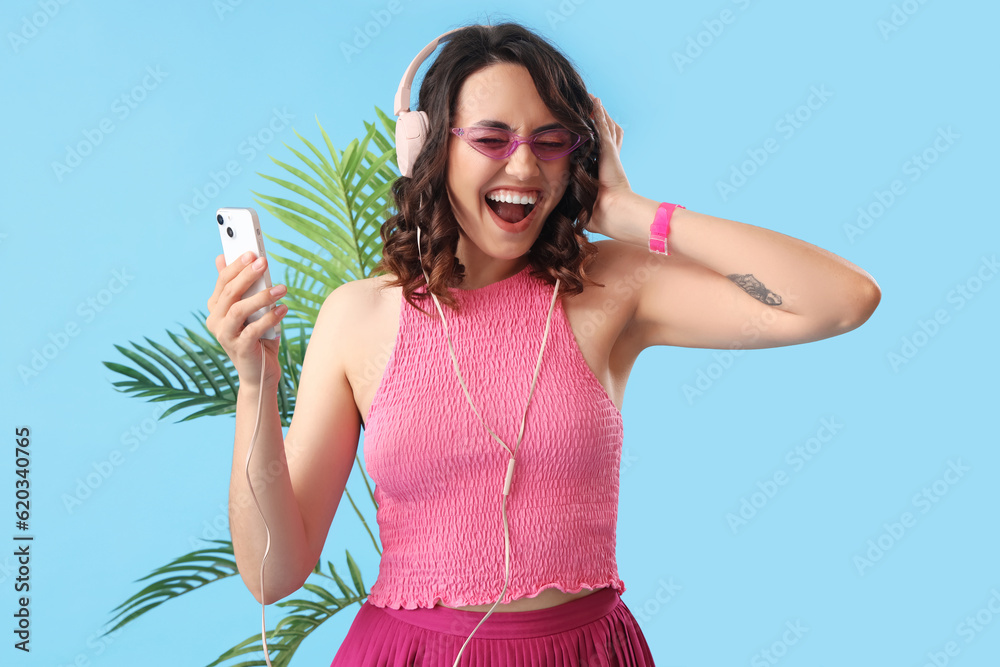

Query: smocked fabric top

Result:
[362,263,626,610]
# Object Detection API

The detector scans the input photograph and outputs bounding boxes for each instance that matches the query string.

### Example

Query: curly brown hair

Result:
[373,21,605,316]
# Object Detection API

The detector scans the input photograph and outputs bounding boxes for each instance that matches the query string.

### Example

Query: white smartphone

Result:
[216,207,280,340]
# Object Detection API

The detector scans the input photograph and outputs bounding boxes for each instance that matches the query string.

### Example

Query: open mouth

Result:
[485,196,538,224]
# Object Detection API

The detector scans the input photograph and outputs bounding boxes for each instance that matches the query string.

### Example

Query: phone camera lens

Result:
[226,227,234,238]
[217,214,224,225]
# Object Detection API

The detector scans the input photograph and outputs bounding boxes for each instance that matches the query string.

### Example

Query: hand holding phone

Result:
[206,207,288,388]
[216,207,280,340]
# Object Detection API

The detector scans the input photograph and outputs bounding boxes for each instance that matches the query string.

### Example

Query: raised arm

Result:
[584,95,881,352]
[594,197,880,350]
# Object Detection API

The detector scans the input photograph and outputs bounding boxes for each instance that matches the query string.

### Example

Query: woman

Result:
[206,21,880,667]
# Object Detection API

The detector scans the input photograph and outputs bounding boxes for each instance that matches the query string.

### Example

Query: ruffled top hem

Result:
[367,577,626,611]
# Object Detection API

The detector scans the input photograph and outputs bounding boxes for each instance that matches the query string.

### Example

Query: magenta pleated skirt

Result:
[329,586,655,666]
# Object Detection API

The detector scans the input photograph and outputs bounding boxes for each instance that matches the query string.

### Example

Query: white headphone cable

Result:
[243,222,558,665]
[416,225,560,666]
[245,343,274,666]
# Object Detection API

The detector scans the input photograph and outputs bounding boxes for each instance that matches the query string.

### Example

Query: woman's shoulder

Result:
[314,274,401,380]
[362,271,404,306]
[329,271,400,308]
[313,274,400,354]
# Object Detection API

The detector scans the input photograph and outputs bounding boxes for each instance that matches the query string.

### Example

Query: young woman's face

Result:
[446,62,573,267]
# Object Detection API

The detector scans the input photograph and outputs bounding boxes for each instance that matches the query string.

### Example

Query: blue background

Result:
[4,0,998,665]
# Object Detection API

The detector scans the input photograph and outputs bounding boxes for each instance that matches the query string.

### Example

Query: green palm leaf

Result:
[103,111,396,424]
[102,312,301,425]
[103,540,239,635]
[204,556,368,667]
[104,110,397,665]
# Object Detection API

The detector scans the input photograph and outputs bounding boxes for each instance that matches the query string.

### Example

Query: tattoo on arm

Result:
[726,273,783,306]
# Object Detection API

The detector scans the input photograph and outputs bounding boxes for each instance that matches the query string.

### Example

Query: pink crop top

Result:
[362,263,626,610]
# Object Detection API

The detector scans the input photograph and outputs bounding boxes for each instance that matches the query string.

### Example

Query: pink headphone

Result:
[392,27,464,178]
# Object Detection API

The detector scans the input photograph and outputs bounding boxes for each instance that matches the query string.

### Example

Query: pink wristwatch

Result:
[649,202,685,255]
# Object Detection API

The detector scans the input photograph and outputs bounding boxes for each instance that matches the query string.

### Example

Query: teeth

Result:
[486,190,539,205]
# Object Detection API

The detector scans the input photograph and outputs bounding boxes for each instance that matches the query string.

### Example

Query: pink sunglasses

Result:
[451,126,590,161]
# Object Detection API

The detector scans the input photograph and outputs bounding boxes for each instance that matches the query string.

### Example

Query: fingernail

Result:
[269,285,285,297]
[253,257,265,270]
[242,251,254,264]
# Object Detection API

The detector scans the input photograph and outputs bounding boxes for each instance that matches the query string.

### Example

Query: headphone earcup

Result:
[396,110,429,178]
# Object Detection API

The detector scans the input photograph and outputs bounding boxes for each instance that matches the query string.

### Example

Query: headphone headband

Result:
[393,27,464,117]
[393,27,467,178]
